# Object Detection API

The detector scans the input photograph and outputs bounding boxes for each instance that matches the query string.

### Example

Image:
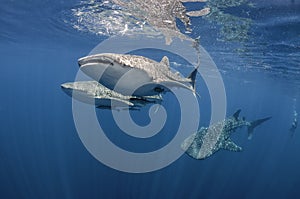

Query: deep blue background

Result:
[0,0,299,198]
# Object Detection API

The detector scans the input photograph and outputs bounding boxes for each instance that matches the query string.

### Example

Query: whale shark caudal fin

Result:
[247,117,272,140]
[187,66,201,98]
[187,66,199,90]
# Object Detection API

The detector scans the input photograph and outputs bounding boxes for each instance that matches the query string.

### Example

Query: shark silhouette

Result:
[78,53,198,97]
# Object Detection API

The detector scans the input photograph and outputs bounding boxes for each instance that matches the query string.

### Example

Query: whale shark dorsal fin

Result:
[160,56,170,68]
[221,139,242,152]
[233,109,241,120]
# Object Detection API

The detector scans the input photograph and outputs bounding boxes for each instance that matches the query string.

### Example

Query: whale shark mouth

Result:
[78,54,115,67]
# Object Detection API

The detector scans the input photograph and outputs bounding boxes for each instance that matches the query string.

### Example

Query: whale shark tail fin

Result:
[248,117,272,140]
[187,66,200,98]
[187,67,198,90]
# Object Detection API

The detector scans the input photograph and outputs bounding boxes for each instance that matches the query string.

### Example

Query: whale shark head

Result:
[78,53,198,97]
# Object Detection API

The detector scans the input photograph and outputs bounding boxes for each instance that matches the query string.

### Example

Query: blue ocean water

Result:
[0,0,299,198]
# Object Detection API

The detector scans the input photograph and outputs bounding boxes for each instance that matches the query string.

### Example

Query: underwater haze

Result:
[0,0,300,198]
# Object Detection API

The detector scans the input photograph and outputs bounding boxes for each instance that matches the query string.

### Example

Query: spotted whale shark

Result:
[78,53,198,97]
[181,110,271,160]
[61,81,161,109]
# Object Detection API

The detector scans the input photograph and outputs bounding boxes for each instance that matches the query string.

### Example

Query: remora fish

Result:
[111,0,210,44]
[181,110,271,160]
[61,81,161,109]
[78,53,198,97]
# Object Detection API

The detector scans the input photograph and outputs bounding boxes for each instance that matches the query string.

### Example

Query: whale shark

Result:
[78,53,198,97]
[61,81,161,109]
[111,0,210,44]
[181,110,271,160]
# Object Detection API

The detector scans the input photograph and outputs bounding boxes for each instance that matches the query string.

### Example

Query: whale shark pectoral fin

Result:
[186,7,210,17]
[221,139,242,152]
